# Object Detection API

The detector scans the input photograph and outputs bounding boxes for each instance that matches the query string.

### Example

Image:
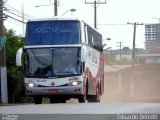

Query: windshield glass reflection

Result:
[25,47,81,78]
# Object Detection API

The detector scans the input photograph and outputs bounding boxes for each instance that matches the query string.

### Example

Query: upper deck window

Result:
[25,20,80,45]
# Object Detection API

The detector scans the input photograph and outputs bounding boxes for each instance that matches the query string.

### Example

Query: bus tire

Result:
[78,95,86,103]
[93,87,101,102]
[78,81,87,103]
[34,96,42,104]
[88,87,101,103]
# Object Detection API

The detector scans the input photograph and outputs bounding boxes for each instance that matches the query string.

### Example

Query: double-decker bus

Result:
[16,17,104,104]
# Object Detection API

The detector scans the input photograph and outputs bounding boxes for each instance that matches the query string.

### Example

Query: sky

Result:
[4,0,160,49]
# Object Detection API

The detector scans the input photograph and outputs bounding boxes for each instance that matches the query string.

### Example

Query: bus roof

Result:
[28,16,80,22]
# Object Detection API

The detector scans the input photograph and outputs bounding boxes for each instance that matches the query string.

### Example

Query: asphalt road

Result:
[1,103,160,114]
[0,103,160,120]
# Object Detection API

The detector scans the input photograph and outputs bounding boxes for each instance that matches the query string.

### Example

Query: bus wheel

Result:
[94,87,101,102]
[34,96,42,104]
[78,95,86,103]
[88,87,101,103]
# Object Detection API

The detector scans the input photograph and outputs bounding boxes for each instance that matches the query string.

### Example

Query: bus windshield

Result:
[25,21,80,45]
[25,47,81,78]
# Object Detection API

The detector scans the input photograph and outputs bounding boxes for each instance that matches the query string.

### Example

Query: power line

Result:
[6,19,24,27]
[6,14,26,24]
[2,2,33,32]
[85,0,107,29]
[4,10,29,20]
[93,23,150,26]
[96,23,128,25]
[2,0,8,4]
[4,3,34,19]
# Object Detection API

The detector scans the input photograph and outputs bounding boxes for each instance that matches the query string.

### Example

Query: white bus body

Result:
[16,17,104,104]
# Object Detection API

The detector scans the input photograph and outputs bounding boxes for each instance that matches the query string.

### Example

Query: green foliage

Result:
[5,29,26,103]
[135,48,146,54]
[5,29,24,66]
[122,47,131,55]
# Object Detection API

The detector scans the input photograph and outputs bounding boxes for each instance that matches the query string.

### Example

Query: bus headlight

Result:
[27,83,38,87]
[68,81,82,86]
[28,83,34,87]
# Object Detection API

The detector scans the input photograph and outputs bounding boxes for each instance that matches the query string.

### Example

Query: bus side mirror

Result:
[16,48,23,66]
[81,45,86,62]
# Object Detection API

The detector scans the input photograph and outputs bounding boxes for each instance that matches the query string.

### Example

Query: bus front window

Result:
[52,48,81,76]
[25,47,81,78]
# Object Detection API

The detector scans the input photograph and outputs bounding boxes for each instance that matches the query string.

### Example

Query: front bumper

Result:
[26,85,83,96]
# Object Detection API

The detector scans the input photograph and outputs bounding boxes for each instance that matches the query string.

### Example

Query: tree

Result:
[122,47,131,55]
[135,48,146,54]
[5,29,25,103]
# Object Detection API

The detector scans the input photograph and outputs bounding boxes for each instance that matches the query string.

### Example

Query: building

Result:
[145,24,160,53]
[136,53,160,63]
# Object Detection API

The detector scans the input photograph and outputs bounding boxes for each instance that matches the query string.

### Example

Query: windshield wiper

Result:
[47,76,58,79]
[63,72,75,75]
[55,71,75,75]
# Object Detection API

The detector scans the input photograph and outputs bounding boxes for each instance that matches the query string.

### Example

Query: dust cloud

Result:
[101,63,160,103]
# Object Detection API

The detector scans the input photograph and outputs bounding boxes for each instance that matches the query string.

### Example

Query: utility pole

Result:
[54,0,58,16]
[35,0,58,16]
[127,22,143,66]
[116,42,123,60]
[0,0,8,104]
[85,0,106,29]
[94,0,97,28]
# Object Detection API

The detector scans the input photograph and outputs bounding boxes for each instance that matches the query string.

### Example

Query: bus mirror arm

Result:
[16,48,23,66]
[81,45,86,62]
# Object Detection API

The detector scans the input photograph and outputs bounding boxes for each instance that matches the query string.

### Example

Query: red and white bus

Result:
[16,17,104,104]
